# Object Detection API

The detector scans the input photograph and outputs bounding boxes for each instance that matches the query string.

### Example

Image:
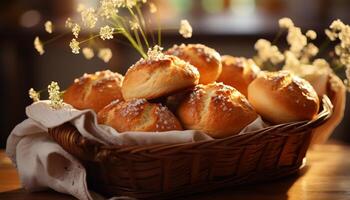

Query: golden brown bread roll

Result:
[165,44,222,84]
[177,82,258,138]
[121,55,200,100]
[63,70,123,113]
[97,99,183,132]
[217,56,260,96]
[248,71,319,124]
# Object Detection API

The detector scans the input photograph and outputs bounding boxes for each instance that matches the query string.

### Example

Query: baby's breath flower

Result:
[98,48,112,62]
[100,0,118,19]
[82,47,94,59]
[48,81,63,109]
[147,45,164,60]
[77,4,86,12]
[278,17,294,29]
[65,17,73,28]
[149,2,157,13]
[300,43,319,63]
[72,23,81,38]
[34,36,45,55]
[338,25,350,48]
[325,29,337,41]
[346,66,350,85]
[44,20,53,34]
[100,25,114,40]
[330,19,345,31]
[129,20,140,30]
[116,0,138,8]
[28,88,40,102]
[179,19,192,38]
[69,38,80,54]
[283,50,301,73]
[81,8,98,28]
[306,30,317,40]
[312,59,331,71]
[287,26,307,56]
[254,39,284,64]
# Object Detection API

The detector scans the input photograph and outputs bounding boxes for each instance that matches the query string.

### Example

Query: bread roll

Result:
[63,70,123,112]
[177,82,258,138]
[121,55,200,100]
[248,71,319,124]
[98,99,183,132]
[165,44,222,84]
[217,56,260,96]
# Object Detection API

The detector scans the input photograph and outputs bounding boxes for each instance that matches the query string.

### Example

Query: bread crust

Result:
[121,55,200,100]
[177,82,258,138]
[63,70,124,112]
[98,99,183,132]
[248,71,320,124]
[165,44,222,84]
[217,55,260,96]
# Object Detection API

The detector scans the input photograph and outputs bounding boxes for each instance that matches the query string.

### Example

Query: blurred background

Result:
[0,0,350,148]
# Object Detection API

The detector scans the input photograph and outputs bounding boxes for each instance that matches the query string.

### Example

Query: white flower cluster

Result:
[48,81,63,109]
[100,0,118,19]
[28,88,40,102]
[100,25,114,40]
[325,19,350,88]
[146,45,165,60]
[81,7,98,29]
[254,39,284,65]
[69,39,80,54]
[44,21,53,34]
[34,37,44,55]
[82,47,94,59]
[98,48,113,63]
[179,20,192,38]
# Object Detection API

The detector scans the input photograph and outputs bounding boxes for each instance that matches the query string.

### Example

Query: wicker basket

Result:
[49,96,333,199]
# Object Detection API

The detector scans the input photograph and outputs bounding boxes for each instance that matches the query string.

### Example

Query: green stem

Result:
[318,39,332,57]
[272,29,284,45]
[43,32,68,45]
[133,29,143,50]
[122,30,147,58]
[111,14,147,58]
[79,35,101,44]
[156,11,162,47]
[127,7,149,49]
[135,5,150,48]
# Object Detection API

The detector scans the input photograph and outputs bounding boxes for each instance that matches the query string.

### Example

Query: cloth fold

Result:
[6,101,265,200]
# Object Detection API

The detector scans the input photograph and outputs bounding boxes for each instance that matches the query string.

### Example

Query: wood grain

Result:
[1,143,350,200]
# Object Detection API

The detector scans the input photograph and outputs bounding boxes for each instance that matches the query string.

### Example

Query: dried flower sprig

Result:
[34,0,193,62]
[44,21,53,34]
[254,17,350,90]
[34,37,45,55]
[324,19,350,89]
[28,88,40,102]
[28,82,64,109]
[179,20,193,38]
[48,81,63,109]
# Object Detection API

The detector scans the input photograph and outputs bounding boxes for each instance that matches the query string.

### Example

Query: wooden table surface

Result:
[1,143,350,200]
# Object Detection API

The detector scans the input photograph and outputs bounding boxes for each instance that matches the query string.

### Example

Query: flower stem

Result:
[43,32,68,45]
[128,7,149,49]
[272,29,284,45]
[318,39,332,57]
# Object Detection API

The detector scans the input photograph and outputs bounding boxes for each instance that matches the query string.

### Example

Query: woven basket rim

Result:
[49,95,333,161]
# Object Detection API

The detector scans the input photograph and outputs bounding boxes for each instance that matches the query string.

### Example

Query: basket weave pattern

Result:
[49,97,332,199]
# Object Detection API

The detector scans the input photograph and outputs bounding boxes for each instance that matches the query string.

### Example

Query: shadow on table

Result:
[182,166,310,200]
[0,188,76,200]
[0,167,310,200]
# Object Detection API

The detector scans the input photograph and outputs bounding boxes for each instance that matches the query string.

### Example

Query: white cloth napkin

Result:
[6,101,265,200]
